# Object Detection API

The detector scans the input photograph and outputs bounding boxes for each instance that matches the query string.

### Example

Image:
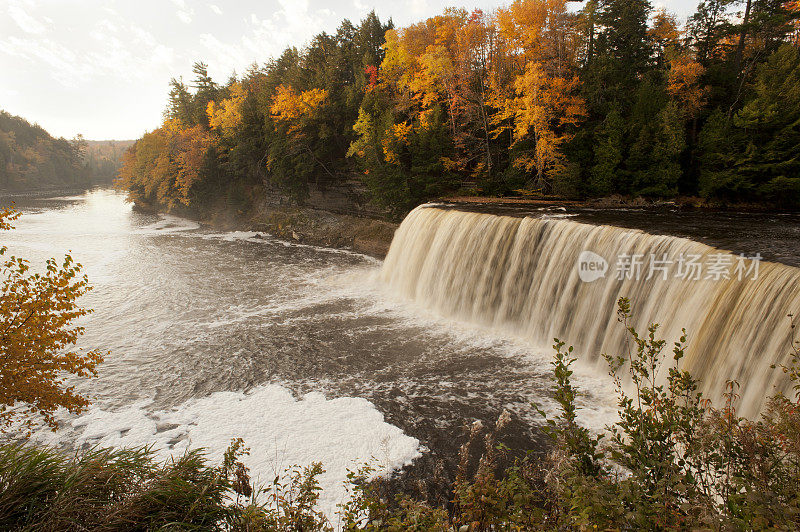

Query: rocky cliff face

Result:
[258,177,389,219]
[132,176,398,258]
[241,178,397,258]
[193,178,396,259]
[248,203,397,258]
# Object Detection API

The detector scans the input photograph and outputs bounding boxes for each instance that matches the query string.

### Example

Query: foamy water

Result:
[32,384,420,519]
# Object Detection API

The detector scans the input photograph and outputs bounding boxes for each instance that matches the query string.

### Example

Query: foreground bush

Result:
[438,298,800,530]
[2,298,799,530]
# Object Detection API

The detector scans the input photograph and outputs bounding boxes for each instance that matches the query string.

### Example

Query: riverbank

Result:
[0,184,113,200]
[132,196,399,259]
[248,203,398,259]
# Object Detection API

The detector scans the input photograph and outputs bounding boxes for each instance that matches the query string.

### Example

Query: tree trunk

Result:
[734,0,752,77]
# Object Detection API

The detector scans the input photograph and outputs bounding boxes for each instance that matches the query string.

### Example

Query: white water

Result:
[381,206,800,417]
[2,190,426,522]
[31,384,420,520]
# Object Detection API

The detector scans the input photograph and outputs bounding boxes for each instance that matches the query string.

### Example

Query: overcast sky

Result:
[1,0,698,140]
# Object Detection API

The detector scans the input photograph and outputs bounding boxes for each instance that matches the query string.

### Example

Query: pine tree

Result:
[165,78,195,125]
[595,0,654,99]
[641,102,685,196]
[733,44,800,206]
[590,106,625,195]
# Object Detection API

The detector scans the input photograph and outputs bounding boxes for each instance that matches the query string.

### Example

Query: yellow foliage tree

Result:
[207,82,246,137]
[507,63,585,184]
[383,121,413,164]
[0,208,105,433]
[379,8,501,178]
[269,85,329,130]
[492,0,585,190]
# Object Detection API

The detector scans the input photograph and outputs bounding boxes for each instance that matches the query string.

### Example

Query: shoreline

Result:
[133,198,399,260]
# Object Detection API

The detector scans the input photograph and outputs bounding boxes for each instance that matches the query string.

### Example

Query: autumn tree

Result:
[268,85,332,198]
[505,64,585,190]
[116,121,214,210]
[492,0,586,192]
[0,208,104,433]
[649,8,680,66]
[666,51,708,120]
[0,111,95,190]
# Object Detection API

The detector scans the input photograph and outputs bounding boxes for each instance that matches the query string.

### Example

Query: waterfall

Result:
[380,205,800,417]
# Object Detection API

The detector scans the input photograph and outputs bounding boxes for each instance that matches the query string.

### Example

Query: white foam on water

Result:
[172,226,381,263]
[200,230,263,241]
[33,384,421,521]
[540,213,579,219]
[134,215,201,234]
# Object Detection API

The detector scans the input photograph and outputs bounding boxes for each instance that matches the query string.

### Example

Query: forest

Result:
[117,0,800,215]
[0,111,130,191]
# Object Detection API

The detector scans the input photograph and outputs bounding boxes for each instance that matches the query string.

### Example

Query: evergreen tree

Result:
[598,0,652,66]
[697,107,746,200]
[165,78,195,125]
[589,106,625,195]
[190,61,219,128]
[595,0,654,99]
[639,102,685,196]
[733,44,800,206]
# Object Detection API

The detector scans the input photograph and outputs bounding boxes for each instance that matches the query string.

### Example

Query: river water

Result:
[3,189,622,517]
[7,188,800,517]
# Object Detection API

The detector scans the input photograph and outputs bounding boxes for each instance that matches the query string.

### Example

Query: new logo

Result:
[577,250,608,282]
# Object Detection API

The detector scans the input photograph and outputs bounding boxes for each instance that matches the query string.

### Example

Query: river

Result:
[3,188,617,517]
[6,188,799,518]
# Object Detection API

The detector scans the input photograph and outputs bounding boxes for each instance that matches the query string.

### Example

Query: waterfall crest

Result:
[380,206,800,416]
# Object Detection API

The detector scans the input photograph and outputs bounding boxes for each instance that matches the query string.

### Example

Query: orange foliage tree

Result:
[117,121,213,209]
[0,208,105,433]
[492,0,585,190]
[667,51,708,119]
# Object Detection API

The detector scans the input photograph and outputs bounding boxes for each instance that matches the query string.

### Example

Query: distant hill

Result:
[0,110,133,191]
[83,139,135,182]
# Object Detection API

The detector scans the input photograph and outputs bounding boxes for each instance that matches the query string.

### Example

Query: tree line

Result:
[118,0,800,215]
[0,111,130,191]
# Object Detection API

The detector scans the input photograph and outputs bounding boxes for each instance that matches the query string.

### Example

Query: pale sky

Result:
[0,0,698,140]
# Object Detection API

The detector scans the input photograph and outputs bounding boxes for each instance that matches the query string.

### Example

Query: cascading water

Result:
[381,205,800,417]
